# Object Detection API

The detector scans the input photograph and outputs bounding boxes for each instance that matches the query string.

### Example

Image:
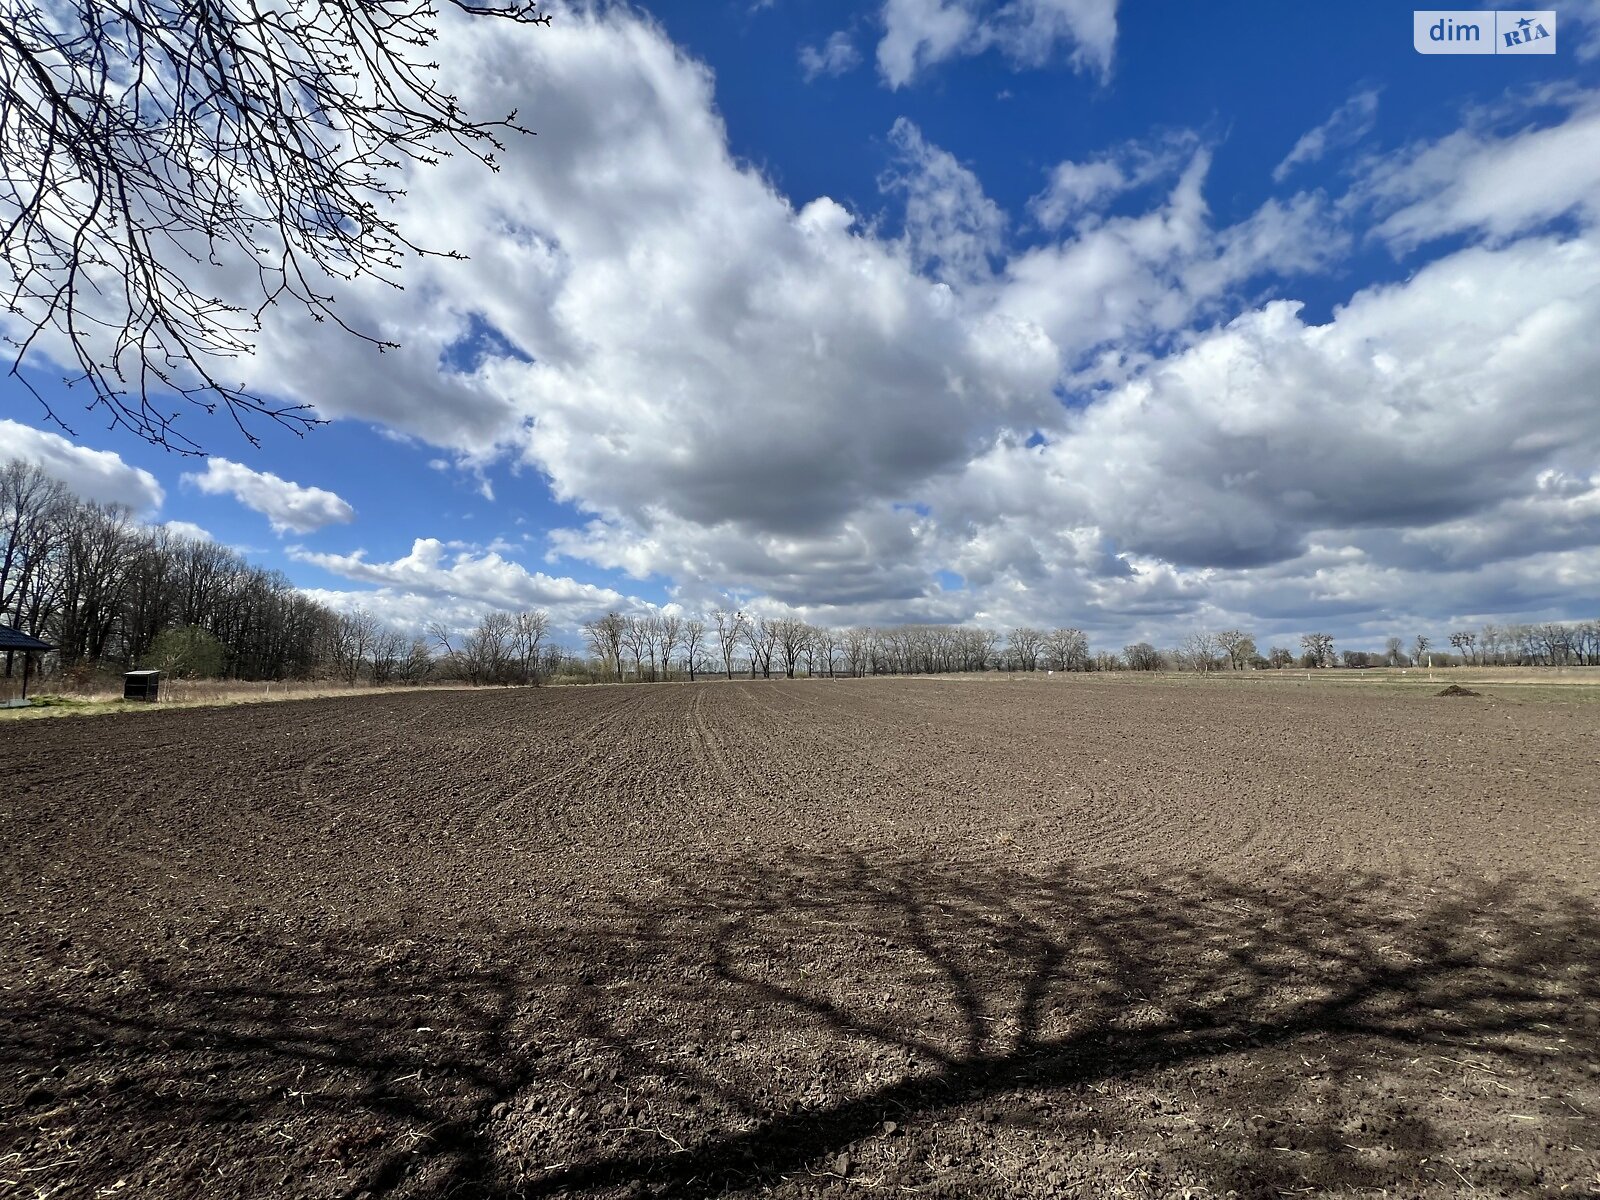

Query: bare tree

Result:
[512,610,550,684]
[620,616,649,683]
[1479,624,1504,667]
[1180,631,1219,674]
[639,615,661,681]
[428,619,457,656]
[55,501,139,667]
[1,456,356,681]
[470,611,515,684]
[813,626,840,677]
[844,626,872,677]
[1449,630,1477,667]
[429,611,512,684]
[1413,635,1431,669]
[1384,636,1407,667]
[1042,627,1088,672]
[969,627,1000,672]
[1006,627,1042,671]
[1124,642,1162,672]
[1,0,549,451]
[1536,622,1576,666]
[658,614,682,681]
[370,628,407,684]
[582,612,625,682]
[710,608,746,680]
[1300,632,1335,668]
[773,617,809,679]
[1216,629,1256,671]
[333,608,380,684]
[400,636,434,684]
[744,616,777,679]
[1,460,68,665]
[537,642,567,681]
[682,619,706,682]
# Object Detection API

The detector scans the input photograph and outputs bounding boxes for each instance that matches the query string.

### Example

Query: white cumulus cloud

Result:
[184,459,355,535]
[291,538,626,630]
[1,420,164,511]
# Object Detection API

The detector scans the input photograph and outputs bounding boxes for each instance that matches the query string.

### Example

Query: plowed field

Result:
[3,679,1598,1198]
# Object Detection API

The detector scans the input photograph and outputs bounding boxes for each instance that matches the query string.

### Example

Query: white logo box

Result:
[1414,9,1556,54]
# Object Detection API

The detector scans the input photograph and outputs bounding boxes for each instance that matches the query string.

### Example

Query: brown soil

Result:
[1435,684,1483,697]
[3,679,1598,1199]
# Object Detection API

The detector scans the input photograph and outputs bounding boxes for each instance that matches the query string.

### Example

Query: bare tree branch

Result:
[0,0,549,452]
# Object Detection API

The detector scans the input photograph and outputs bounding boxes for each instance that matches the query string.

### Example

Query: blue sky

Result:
[5,1,1600,649]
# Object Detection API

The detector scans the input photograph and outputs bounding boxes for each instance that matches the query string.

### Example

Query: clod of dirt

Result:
[1436,684,1482,697]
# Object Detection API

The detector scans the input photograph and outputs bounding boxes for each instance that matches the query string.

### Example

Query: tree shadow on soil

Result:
[3,854,1598,1198]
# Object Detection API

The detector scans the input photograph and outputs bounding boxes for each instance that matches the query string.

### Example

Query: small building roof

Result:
[0,626,55,652]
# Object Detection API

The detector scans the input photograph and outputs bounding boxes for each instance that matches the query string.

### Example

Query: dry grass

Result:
[0,678,496,720]
[5,663,1598,720]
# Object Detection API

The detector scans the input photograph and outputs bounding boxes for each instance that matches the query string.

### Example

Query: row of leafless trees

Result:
[3,459,345,680]
[1421,623,1600,667]
[576,615,1192,680]
[576,612,1600,682]
[580,612,1041,681]
[1158,623,1600,674]
[306,608,1600,687]
[424,610,557,686]
[312,607,573,688]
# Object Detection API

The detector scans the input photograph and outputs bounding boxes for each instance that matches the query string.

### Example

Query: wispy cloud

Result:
[1273,87,1380,183]
[800,31,861,80]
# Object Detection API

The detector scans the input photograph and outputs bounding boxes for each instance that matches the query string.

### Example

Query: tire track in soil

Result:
[865,682,1270,869]
[448,686,649,845]
[688,686,742,803]
[753,682,1205,869]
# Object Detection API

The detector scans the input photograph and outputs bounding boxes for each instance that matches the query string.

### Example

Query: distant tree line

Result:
[572,612,1600,682]
[1100,624,1598,675]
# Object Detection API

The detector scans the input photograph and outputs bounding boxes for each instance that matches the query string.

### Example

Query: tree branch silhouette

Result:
[3,855,1597,1197]
[0,0,548,452]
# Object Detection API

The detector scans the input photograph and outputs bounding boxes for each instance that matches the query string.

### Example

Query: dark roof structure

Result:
[0,627,55,652]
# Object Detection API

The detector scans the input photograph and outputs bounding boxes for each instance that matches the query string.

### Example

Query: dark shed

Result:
[123,670,161,702]
[0,626,56,704]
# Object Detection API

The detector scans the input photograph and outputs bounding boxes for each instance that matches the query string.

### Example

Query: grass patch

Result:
[0,681,506,721]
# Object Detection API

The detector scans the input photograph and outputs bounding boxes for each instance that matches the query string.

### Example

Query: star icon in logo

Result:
[1517,16,1533,29]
